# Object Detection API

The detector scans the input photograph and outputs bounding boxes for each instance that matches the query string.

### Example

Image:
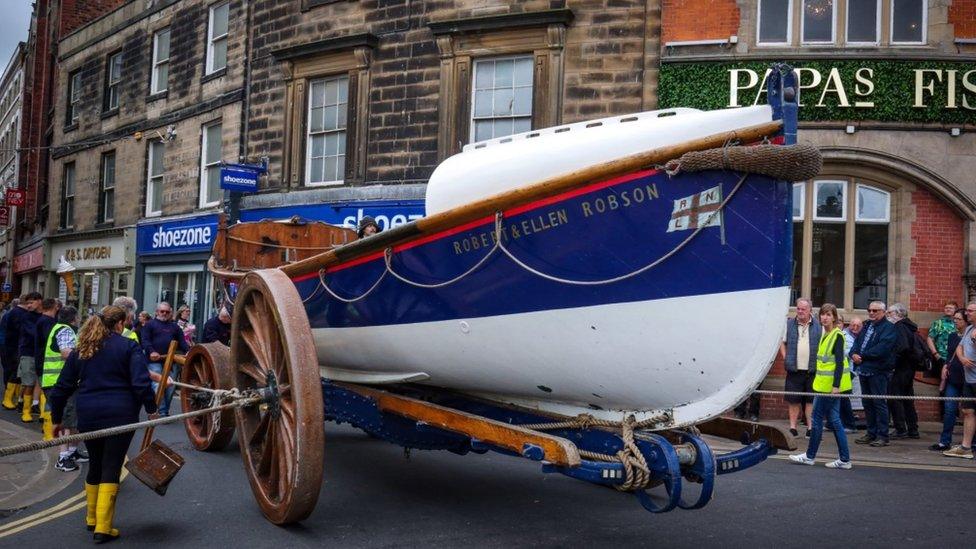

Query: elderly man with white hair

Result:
[112,296,140,342]
[849,300,898,447]
[886,303,921,439]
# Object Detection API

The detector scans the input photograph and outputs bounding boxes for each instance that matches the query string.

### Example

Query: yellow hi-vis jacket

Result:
[813,327,852,393]
[41,323,72,388]
[122,328,139,343]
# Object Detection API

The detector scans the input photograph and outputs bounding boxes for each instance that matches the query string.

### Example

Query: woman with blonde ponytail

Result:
[48,306,158,544]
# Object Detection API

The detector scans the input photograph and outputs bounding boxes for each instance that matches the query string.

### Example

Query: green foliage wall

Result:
[659,60,976,125]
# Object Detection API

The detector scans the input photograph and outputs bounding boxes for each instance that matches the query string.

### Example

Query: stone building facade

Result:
[0,44,25,293]
[46,0,246,323]
[662,0,976,421]
[239,0,663,225]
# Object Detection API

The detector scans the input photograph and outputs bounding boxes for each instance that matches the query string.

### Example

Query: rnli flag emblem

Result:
[667,185,722,232]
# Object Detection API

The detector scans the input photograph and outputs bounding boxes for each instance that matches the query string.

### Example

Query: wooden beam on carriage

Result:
[695,416,796,451]
[336,383,583,467]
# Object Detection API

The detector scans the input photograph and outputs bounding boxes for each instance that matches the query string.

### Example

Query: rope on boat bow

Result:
[313,171,749,301]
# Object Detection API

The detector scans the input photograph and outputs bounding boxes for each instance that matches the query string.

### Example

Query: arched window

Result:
[791,179,891,310]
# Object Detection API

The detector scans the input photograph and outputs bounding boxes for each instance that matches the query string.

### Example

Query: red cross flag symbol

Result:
[667,185,722,232]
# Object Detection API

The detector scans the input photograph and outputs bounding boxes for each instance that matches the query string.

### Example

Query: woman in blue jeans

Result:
[931,308,968,451]
[790,303,852,469]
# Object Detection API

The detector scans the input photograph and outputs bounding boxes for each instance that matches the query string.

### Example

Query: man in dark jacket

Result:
[850,300,898,447]
[887,303,920,439]
[201,307,231,346]
[140,302,188,416]
[6,292,42,421]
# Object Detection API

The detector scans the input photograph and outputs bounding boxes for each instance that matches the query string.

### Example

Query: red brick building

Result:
[662,0,976,421]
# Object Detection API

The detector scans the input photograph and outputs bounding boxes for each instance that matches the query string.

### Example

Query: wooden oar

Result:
[279,119,783,279]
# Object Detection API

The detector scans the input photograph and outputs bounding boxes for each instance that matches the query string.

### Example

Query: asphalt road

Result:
[2,418,973,548]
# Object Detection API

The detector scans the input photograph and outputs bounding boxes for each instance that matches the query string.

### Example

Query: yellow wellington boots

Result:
[85,483,98,531]
[1,383,17,409]
[93,483,120,543]
[20,396,33,422]
[42,416,53,441]
[39,392,50,420]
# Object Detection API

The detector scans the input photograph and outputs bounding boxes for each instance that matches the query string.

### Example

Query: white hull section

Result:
[315,286,788,427]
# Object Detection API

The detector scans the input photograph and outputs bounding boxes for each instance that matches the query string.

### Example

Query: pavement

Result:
[707,419,976,471]
[0,405,79,516]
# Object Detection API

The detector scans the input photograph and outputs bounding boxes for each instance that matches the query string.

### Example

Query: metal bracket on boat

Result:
[673,431,715,510]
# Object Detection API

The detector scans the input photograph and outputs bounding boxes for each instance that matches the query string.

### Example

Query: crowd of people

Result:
[0,294,233,542]
[779,297,976,470]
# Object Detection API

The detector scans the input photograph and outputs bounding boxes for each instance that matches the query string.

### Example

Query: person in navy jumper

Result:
[140,302,188,416]
[849,300,898,446]
[49,305,158,543]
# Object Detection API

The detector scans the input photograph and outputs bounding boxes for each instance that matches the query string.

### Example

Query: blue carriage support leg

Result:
[322,380,776,515]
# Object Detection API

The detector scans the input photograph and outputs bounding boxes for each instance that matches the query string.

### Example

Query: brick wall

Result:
[59,0,126,37]
[909,187,966,313]
[661,0,739,43]
[949,0,976,38]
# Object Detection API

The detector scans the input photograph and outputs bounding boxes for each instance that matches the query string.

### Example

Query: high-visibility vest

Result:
[813,327,852,393]
[41,323,73,388]
[122,328,139,343]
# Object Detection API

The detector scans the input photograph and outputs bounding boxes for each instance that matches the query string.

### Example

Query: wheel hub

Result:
[256,369,281,418]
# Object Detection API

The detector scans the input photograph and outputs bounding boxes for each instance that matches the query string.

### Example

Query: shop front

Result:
[13,243,46,297]
[48,229,135,315]
[239,198,426,230]
[135,213,220,331]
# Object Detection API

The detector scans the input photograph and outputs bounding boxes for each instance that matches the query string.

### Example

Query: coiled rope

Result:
[519,412,672,491]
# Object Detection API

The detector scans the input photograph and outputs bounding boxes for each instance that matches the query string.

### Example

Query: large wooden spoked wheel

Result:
[180,342,236,451]
[231,269,324,525]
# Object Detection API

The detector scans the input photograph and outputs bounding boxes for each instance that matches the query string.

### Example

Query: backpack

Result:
[909,331,931,372]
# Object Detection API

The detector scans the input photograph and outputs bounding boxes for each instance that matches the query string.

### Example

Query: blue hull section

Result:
[296,168,791,329]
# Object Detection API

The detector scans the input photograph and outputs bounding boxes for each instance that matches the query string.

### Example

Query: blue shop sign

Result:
[137,214,220,256]
[240,199,426,231]
[220,165,260,192]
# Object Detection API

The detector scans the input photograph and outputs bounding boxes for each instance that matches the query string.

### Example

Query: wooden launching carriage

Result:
[175,66,808,525]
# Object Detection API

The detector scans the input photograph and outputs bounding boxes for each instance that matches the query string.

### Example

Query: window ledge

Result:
[100,108,119,120]
[201,67,227,84]
[55,227,75,234]
[94,221,114,229]
[147,90,168,102]
[63,122,79,133]
[302,0,351,11]
[428,9,574,36]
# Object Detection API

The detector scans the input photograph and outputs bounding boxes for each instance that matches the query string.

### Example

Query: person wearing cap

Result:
[358,216,380,238]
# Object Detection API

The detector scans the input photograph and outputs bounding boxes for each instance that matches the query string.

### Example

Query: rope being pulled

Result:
[753,389,976,402]
[664,143,823,182]
[520,412,671,492]
[0,395,260,458]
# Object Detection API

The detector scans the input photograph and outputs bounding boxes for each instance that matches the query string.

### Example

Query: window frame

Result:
[67,70,82,126]
[60,162,75,229]
[146,140,164,217]
[206,2,230,75]
[792,182,805,221]
[199,121,223,208]
[756,0,794,46]
[845,0,882,45]
[103,51,123,112]
[792,176,894,312]
[304,75,349,187]
[799,0,838,44]
[151,28,171,94]
[889,0,927,45]
[813,180,848,222]
[469,55,535,144]
[855,184,891,223]
[99,151,116,224]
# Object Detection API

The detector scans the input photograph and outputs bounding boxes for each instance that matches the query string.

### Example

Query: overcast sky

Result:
[0,2,33,75]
